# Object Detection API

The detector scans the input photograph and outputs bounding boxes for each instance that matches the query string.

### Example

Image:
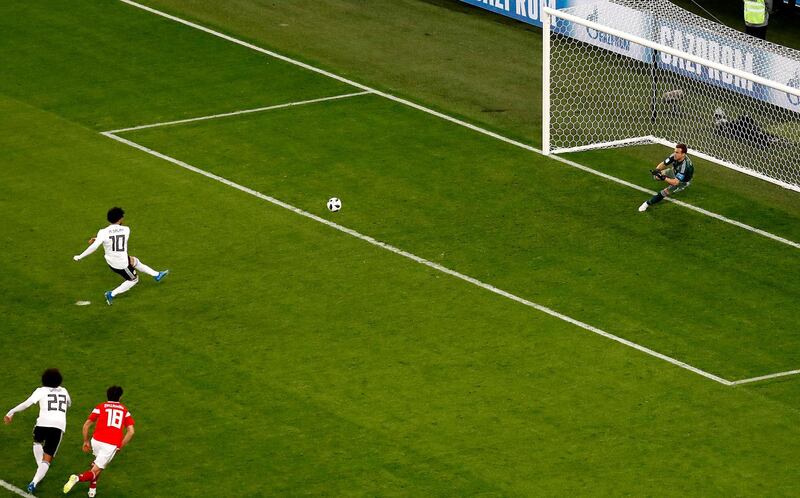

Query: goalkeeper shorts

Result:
[664,182,690,195]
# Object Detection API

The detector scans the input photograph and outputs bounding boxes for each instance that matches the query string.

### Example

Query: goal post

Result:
[542,0,800,192]
[542,7,551,155]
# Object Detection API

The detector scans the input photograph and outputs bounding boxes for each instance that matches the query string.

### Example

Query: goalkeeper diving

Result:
[638,143,694,212]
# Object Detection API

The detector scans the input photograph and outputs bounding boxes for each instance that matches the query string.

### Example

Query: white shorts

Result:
[91,438,118,469]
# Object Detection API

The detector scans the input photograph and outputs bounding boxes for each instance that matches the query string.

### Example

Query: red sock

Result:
[89,480,97,489]
[78,471,95,482]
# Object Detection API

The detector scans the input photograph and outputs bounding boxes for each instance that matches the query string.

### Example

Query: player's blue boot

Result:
[26,482,35,494]
[105,291,114,305]
[154,270,169,282]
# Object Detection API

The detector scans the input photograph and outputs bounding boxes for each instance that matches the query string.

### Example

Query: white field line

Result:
[102,130,734,386]
[117,0,800,251]
[551,156,800,249]
[0,480,35,498]
[731,369,800,386]
[105,91,371,134]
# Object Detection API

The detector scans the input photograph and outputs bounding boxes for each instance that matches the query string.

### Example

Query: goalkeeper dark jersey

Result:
[664,154,694,183]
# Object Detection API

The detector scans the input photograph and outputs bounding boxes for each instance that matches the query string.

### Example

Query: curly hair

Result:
[107,207,125,224]
[41,368,63,388]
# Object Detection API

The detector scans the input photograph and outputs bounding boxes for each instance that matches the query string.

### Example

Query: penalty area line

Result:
[0,480,35,498]
[731,368,800,386]
[104,91,372,134]
[101,131,734,387]
[116,0,800,251]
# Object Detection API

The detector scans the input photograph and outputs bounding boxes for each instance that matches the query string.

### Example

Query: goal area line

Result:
[730,368,800,386]
[104,91,372,134]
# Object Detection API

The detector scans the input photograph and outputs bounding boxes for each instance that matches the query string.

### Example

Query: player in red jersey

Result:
[63,386,135,497]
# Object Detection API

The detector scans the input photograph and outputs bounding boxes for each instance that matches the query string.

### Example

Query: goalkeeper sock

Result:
[647,192,664,205]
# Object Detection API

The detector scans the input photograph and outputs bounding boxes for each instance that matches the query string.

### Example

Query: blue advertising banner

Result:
[462,0,800,28]
[458,0,555,27]
[655,20,800,112]
[462,0,800,112]
[551,1,653,63]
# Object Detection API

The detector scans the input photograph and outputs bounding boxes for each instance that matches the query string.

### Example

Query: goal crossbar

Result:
[542,3,800,192]
[542,6,800,99]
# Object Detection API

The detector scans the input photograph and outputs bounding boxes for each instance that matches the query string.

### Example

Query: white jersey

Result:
[5,386,72,432]
[75,224,131,269]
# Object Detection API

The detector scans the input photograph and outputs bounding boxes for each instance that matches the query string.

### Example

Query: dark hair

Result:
[676,143,688,154]
[107,207,125,224]
[106,385,124,402]
[42,369,63,388]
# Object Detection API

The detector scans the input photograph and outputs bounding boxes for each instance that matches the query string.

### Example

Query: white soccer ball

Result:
[327,197,342,212]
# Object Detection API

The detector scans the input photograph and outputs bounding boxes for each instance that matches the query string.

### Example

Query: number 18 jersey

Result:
[89,401,135,448]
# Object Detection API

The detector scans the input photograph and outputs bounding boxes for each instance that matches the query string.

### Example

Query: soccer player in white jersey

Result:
[73,207,169,305]
[3,369,71,495]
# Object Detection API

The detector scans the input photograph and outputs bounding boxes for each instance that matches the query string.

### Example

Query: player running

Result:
[638,143,694,212]
[63,386,135,497]
[73,207,169,305]
[4,368,72,495]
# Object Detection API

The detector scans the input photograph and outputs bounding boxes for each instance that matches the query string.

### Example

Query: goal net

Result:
[542,0,800,192]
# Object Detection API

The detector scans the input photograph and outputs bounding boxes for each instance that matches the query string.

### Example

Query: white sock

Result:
[111,278,138,297]
[32,443,43,464]
[134,259,158,277]
[32,460,49,485]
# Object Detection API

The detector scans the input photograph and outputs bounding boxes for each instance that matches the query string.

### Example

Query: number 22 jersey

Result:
[89,401,135,448]
[5,387,71,431]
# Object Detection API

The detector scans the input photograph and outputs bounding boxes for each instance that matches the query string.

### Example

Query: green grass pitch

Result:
[2,1,800,496]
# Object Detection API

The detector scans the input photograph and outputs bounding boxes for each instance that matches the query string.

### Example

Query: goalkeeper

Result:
[638,143,694,212]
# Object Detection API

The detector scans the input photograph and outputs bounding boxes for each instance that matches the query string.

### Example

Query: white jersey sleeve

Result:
[6,387,70,432]
[6,388,44,418]
[74,230,105,261]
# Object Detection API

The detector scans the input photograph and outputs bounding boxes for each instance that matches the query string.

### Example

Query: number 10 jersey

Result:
[96,224,131,270]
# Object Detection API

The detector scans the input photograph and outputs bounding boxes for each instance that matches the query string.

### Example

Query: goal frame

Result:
[542,5,800,193]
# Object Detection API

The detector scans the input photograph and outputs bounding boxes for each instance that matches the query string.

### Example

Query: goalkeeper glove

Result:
[650,169,666,181]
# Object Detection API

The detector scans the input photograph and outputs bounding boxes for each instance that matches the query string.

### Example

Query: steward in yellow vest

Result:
[744,0,771,39]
